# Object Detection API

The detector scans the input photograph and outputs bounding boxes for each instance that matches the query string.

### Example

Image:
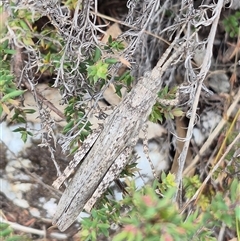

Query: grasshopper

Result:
[52,35,188,231]
[52,128,102,190]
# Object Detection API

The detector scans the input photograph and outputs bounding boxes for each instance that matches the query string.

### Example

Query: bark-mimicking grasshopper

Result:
[52,128,102,189]
[52,37,187,231]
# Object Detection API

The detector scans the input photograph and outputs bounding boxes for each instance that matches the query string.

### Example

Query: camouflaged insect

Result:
[52,128,102,189]
[52,38,187,231]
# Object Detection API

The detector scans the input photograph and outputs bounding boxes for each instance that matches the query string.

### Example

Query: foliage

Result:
[0,68,35,142]
[0,1,239,241]
[105,35,125,52]
[80,203,121,241]
[223,11,240,38]
[79,174,239,241]
[150,86,183,123]
[0,0,185,147]
[0,71,24,116]
[0,0,177,147]
[0,222,31,241]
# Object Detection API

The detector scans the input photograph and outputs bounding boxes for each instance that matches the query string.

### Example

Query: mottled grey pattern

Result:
[52,37,187,231]
[52,128,102,189]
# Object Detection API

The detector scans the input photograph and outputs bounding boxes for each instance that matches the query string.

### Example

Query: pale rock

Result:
[206,72,230,93]
[192,128,206,146]
[13,199,29,208]
[193,110,222,146]
[29,207,41,217]
[12,183,32,193]
[134,140,169,188]
[193,44,207,67]
[42,198,58,217]
[0,178,30,208]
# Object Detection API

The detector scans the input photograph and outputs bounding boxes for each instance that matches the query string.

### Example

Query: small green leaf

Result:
[12,127,26,132]
[3,49,16,55]
[22,36,35,46]
[0,223,9,230]
[1,40,9,49]
[91,230,97,240]
[235,206,240,220]
[21,131,28,143]
[80,229,90,237]
[230,178,239,202]
[105,58,118,64]
[171,108,183,117]
[23,108,36,114]
[118,71,129,81]
[98,223,109,236]
[108,35,113,44]
[115,85,123,97]
[113,231,129,241]
[87,61,109,84]
[0,228,12,237]
[1,90,25,102]
[93,47,101,62]
[0,104,3,117]
[19,19,30,31]
[63,120,74,134]
[6,235,25,241]
[27,131,33,136]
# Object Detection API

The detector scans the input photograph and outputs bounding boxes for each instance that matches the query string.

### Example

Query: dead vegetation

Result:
[0,0,240,240]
